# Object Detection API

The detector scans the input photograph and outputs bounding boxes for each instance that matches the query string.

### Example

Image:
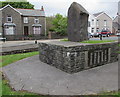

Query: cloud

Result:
[28,0,119,17]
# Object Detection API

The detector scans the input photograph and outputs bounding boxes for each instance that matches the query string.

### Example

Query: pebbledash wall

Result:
[39,41,119,74]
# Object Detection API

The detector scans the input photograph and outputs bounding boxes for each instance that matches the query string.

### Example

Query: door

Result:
[24,26,29,36]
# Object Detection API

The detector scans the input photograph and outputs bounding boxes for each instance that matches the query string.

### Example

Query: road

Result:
[90,36,119,41]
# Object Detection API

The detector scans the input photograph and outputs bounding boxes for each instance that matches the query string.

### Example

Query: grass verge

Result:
[81,40,116,43]
[0,51,43,96]
[0,51,39,67]
[61,38,116,43]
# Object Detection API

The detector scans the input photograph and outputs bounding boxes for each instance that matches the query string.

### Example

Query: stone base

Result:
[39,41,119,74]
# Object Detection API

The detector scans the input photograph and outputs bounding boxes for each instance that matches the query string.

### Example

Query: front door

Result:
[24,26,29,36]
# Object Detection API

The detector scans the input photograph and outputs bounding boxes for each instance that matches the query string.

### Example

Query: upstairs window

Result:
[91,19,94,25]
[96,20,99,26]
[104,20,107,26]
[7,16,12,22]
[24,17,28,23]
[34,18,39,24]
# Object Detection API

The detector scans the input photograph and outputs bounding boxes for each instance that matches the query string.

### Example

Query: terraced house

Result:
[88,12,112,34]
[0,4,46,40]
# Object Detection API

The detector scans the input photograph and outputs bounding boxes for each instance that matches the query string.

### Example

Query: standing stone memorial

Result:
[67,2,89,42]
[38,2,119,74]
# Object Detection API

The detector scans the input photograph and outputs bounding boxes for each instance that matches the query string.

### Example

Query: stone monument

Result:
[67,2,89,42]
[38,2,119,74]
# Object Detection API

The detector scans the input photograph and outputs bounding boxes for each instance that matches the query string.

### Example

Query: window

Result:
[96,20,99,26]
[34,18,39,24]
[104,20,107,26]
[7,16,12,22]
[5,26,14,35]
[24,17,28,23]
[33,27,41,34]
[92,19,94,25]
[96,28,99,32]
[91,28,94,33]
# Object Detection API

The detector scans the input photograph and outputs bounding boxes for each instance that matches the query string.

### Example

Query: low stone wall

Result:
[4,34,48,41]
[1,44,38,55]
[39,41,119,74]
[48,32,67,39]
[1,48,38,55]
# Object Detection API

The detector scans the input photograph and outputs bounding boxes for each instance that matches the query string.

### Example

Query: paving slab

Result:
[2,55,118,95]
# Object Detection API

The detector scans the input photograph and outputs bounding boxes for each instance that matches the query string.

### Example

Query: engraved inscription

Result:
[88,48,109,66]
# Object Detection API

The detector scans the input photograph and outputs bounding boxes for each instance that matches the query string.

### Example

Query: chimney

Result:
[41,6,44,11]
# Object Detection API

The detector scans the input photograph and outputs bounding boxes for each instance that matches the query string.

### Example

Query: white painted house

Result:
[88,12,113,34]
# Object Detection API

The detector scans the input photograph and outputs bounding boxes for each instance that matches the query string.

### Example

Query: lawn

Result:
[81,40,116,43]
[0,51,39,67]
[0,51,44,96]
[61,38,116,43]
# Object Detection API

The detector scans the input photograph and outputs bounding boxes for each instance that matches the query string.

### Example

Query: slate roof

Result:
[93,12,103,17]
[16,9,45,16]
[0,4,45,17]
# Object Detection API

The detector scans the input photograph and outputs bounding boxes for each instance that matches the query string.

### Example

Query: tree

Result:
[46,16,55,35]
[0,0,34,9]
[5,0,27,2]
[51,14,67,36]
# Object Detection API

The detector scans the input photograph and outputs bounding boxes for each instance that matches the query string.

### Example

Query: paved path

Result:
[2,55,118,95]
[0,39,61,55]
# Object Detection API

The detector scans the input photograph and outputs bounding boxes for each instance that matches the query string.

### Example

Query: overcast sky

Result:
[27,0,119,18]
[1,0,119,18]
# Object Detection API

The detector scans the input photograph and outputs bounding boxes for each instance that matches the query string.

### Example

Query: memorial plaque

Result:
[88,48,110,67]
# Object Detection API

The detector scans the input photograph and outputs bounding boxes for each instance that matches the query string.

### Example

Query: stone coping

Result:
[39,40,119,47]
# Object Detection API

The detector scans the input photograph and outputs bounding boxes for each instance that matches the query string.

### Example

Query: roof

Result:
[0,4,45,17]
[16,9,45,16]
[93,12,103,17]
[113,16,118,22]
[0,4,22,15]
[93,11,112,20]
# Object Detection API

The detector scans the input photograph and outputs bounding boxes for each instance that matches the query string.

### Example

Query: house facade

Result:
[0,10,2,36]
[113,16,120,33]
[113,1,120,34]
[0,5,46,40]
[88,12,112,34]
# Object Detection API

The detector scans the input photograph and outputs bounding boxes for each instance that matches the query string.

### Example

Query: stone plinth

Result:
[67,2,89,42]
[39,41,119,74]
